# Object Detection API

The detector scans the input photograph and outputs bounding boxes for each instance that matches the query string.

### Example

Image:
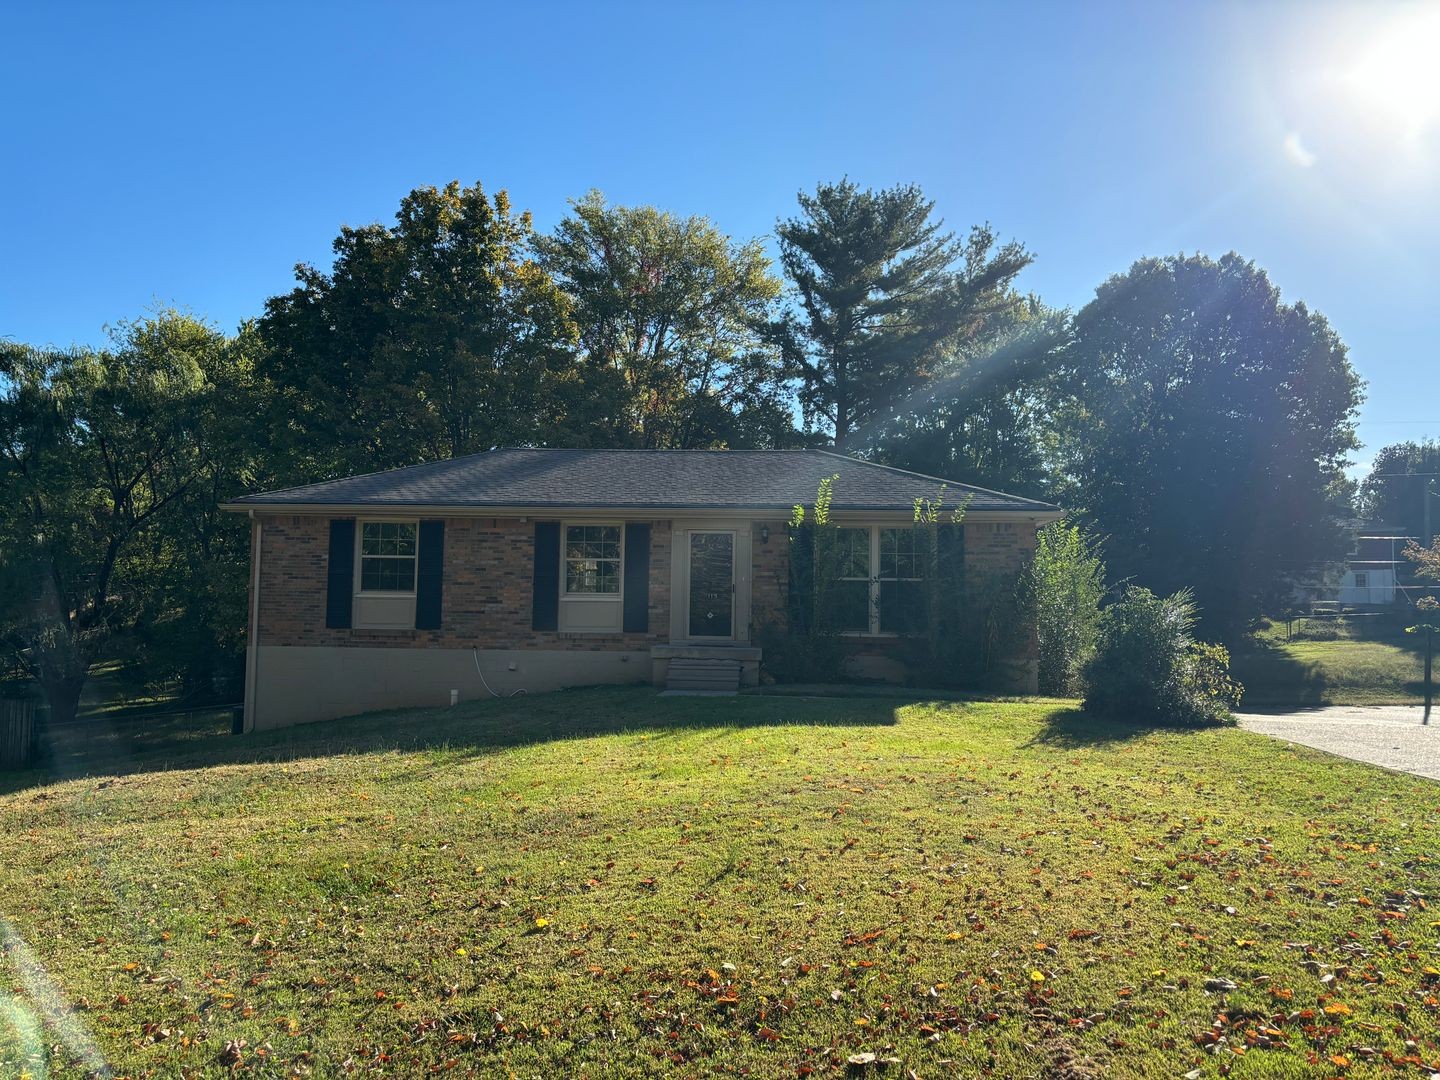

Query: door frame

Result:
[670,520,752,644]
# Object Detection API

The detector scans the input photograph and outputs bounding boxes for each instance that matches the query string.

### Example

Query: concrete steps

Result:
[664,658,742,694]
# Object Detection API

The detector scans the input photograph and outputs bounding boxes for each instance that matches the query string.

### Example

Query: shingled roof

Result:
[225,448,1061,515]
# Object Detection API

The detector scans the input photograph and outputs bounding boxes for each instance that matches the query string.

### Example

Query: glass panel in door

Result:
[688,531,734,638]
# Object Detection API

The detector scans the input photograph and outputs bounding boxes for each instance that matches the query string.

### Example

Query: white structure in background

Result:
[1336,534,1414,606]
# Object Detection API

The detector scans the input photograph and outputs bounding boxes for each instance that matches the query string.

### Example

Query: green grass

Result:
[1231,618,1429,707]
[2,688,1438,1078]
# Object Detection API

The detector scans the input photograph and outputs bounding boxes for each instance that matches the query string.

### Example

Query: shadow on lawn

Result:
[1227,639,1330,706]
[1,685,904,796]
[1025,707,1227,748]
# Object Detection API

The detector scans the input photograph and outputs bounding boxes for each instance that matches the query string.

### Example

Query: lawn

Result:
[2,688,1438,1079]
[1231,618,1428,707]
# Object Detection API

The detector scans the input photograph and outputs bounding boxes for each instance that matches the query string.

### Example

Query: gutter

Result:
[217,502,1064,524]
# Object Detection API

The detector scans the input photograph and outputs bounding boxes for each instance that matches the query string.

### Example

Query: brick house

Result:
[223,449,1061,730]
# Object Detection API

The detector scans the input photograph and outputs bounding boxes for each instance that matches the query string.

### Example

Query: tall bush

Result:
[757,474,849,683]
[1083,587,1241,726]
[1030,522,1106,695]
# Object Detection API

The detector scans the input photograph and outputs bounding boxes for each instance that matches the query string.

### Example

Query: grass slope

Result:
[2,688,1438,1078]
[1232,620,1428,707]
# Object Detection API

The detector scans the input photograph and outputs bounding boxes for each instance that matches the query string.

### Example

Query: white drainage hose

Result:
[473,648,528,698]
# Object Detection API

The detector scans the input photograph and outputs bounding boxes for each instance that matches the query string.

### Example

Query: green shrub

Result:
[1083,586,1242,727]
[754,615,847,684]
[1030,522,1106,695]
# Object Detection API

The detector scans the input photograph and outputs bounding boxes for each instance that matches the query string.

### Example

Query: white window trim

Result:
[834,525,926,637]
[354,518,420,597]
[561,521,625,601]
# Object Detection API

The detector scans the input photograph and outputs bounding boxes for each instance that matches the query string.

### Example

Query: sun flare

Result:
[1343,6,1440,140]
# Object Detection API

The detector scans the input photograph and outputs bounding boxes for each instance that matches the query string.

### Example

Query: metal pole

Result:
[1425,626,1433,726]
[1425,479,1435,549]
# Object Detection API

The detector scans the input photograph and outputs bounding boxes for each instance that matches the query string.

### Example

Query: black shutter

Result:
[415,519,445,630]
[622,523,651,633]
[531,521,561,631]
[787,523,815,634]
[325,519,355,629]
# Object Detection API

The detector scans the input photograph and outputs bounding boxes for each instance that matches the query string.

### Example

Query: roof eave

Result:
[219,500,1063,522]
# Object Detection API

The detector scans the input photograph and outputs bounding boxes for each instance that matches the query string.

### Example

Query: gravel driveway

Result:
[1236,705,1439,781]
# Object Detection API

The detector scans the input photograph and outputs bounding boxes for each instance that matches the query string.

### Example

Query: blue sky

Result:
[3,1,1437,473]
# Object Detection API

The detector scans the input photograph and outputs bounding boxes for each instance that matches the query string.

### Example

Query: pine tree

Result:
[776,179,1031,448]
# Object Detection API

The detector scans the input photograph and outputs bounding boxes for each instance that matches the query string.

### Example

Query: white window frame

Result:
[1353,571,1368,589]
[830,525,929,637]
[354,519,419,596]
[877,526,925,635]
[561,522,625,601]
[832,526,874,635]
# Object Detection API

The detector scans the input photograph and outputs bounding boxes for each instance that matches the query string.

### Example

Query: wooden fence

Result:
[1,699,37,769]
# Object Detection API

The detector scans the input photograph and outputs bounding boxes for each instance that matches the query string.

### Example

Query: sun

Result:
[1343,5,1440,141]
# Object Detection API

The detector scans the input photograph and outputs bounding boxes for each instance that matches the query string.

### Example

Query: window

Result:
[565,524,622,595]
[820,525,938,635]
[878,528,925,634]
[1353,571,1368,589]
[359,521,417,592]
[831,527,872,631]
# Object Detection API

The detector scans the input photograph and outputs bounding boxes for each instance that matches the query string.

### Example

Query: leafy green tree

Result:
[1029,522,1107,695]
[0,313,228,725]
[870,298,1070,499]
[121,322,265,701]
[258,181,582,480]
[1360,440,1440,542]
[776,179,1032,448]
[1059,254,1363,638]
[534,192,795,448]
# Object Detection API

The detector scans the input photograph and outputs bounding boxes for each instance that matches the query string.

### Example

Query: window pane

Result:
[827,578,870,632]
[567,525,620,561]
[880,579,924,634]
[565,525,622,593]
[361,556,415,592]
[834,528,870,579]
[880,529,922,580]
[566,560,621,594]
[362,522,416,556]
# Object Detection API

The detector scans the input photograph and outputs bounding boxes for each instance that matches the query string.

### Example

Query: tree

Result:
[1059,254,1363,638]
[258,181,582,480]
[1360,440,1440,543]
[533,192,797,448]
[869,298,1070,499]
[1404,541,1440,723]
[1028,522,1107,696]
[1405,536,1440,581]
[777,178,1032,449]
[0,313,227,725]
[120,322,265,701]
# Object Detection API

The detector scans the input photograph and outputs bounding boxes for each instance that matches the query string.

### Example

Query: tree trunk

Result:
[40,674,86,729]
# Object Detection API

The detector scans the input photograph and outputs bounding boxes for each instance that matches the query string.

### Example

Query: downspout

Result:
[243,512,263,733]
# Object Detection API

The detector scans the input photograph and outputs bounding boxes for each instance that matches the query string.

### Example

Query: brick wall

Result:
[963,520,1039,660]
[252,514,1039,663]
[749,520,790,632]
[964,521,1037,578]
[255,515,671,651]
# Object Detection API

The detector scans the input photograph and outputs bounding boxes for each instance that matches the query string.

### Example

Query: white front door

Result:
[686,530,736,640]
